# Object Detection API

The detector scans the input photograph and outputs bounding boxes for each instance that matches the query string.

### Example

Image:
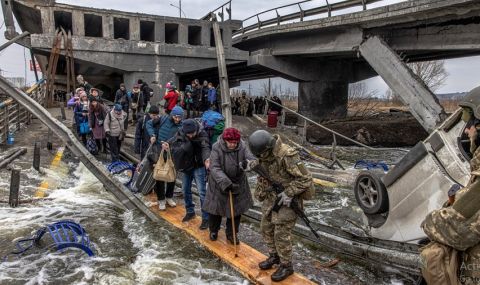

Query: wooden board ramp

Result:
[146,193,317,285]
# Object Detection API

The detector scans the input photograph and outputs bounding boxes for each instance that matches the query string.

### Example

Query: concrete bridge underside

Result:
[229,0,480,130]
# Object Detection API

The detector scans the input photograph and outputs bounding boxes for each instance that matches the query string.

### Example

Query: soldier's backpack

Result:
[420,241,461,285]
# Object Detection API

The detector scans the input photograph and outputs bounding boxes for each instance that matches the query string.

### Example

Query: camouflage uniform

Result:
[468,146,480,185]
[254,135,313,264]
[239,96,248,116]
[421,145,480,284]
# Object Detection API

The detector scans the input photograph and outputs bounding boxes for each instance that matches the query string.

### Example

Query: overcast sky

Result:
[1,0,479,95]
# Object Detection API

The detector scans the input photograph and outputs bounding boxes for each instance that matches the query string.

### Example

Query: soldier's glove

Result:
[276,192,292,207]
[239,159,258,172]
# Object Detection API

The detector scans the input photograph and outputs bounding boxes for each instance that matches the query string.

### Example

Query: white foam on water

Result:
[122,211,247,285]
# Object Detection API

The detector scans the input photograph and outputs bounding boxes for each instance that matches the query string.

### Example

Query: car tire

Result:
[354,171,389,215]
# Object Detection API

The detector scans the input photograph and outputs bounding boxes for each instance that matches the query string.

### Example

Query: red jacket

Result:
[163,90,179,111]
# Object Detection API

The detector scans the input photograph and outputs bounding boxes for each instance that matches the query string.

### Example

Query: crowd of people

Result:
[66,74,311,282]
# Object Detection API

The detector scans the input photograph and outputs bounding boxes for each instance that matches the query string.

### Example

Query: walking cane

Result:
[229,190,238,257]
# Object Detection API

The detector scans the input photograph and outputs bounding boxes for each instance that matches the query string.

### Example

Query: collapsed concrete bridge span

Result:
[2,0,248,102]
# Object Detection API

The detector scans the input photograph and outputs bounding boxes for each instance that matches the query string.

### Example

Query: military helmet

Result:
[459,86,480,119]
[248,130,275,157]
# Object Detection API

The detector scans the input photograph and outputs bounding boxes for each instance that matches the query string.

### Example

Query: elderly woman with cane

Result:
[203,128,256,246]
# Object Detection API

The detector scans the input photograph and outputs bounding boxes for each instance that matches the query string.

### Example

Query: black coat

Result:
[202,137,255,218]
[170,120,211,171]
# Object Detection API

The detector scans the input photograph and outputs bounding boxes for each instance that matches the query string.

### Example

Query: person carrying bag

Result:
[153,149,176,182]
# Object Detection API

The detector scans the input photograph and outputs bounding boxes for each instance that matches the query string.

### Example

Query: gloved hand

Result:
[239,159,258,172]
[105,131,111,137]
[276,192,292,207]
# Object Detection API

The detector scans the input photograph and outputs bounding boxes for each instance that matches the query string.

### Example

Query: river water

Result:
[0,146,417,284]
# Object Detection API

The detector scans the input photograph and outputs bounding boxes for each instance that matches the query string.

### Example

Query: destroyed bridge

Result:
[2,0,480,132]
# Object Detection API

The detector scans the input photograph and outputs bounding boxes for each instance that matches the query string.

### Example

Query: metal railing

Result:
[0,81,46,144]
[263,97,408,168]
[201,0,232,21]
[234,0,383,37]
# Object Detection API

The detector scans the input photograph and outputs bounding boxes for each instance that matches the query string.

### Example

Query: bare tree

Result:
[409,60,449,92]
[348,82,381,117]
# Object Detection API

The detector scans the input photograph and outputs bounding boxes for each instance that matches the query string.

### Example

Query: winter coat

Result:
[104,110,126,137]
[141,83,152,106]
[134,114,152,156]
[203,137,255,218]
[74,101,89,128]
[115,89,130,111]
[207,88,217,104]
[67,96,78,107]
[145,115,182,165]
[131,91,144,110]
[88,104,107,139]
[170,120,211,171]
[164,90,179,112]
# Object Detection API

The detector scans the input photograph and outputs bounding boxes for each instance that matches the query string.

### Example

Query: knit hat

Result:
[222,128,241,142]
[182,119,197,134]
[114,104,122,111]
[149,105,159,114]
[171,106,184,117]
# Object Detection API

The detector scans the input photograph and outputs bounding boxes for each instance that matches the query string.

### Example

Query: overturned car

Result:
[354,90,479,244]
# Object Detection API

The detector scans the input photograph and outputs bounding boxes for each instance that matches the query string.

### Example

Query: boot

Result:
[258,253,280,270]
[182,212,195,222]
[209,231,218,241]
[271,262,294,282]
[199,219,209,230]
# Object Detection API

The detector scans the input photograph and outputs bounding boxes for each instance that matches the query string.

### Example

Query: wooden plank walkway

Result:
[146,193,317,285]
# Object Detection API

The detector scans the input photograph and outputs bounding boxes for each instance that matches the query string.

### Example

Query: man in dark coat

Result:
[134,105,159,159]
[203,128,256,243]
[168,119,211,229]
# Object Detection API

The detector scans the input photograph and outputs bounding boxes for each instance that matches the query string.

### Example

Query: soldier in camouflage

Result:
[421,86,480,284]
[239,92,249,117]
[248,129,313,282]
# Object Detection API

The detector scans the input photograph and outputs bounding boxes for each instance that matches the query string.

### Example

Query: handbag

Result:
[86,136,98,155]
[79,121,90,135]
[153,149,176,182]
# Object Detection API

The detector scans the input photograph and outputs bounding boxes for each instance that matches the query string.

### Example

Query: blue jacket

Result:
[146,115,181,144]
[207,88,217,104]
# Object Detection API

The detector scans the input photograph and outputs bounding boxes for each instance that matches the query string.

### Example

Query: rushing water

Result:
[0,146,417,284]
[0,158,246,285]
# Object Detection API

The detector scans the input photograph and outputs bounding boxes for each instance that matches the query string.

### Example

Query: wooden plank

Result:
[146,193,317,285]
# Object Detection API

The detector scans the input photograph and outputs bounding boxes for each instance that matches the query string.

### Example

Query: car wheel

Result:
[354,171,389,215]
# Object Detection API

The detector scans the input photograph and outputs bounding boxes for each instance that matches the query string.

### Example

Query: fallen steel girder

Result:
[0,75,160,222]
[359,36,447,133]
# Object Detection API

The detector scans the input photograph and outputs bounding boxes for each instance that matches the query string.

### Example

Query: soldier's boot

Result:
[258,253,280,270]
[271,262,294,282]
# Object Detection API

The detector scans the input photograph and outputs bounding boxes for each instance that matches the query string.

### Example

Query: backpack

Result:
[86,136,98,155]
[420,241,461,285]
[201,110,224,129]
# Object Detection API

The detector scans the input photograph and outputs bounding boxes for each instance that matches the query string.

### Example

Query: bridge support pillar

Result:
[298,77,349,122]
